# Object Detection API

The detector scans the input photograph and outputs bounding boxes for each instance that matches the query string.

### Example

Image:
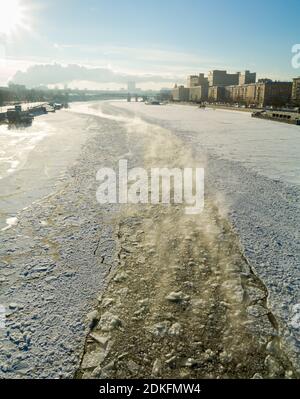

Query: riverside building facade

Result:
[292,77,300,106]
[172,69,293,107]
[224,82,292,107]
[187,74,209,102]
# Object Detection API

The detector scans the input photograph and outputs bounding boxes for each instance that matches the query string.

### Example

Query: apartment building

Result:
[208,86,225,102]
[187,73,209,88]
[224,81,292,107]
[187,75,200,88]
[238,70,256,85]
[208,69,256,87]
[171,85,190,102]
[208,70,239,86]
[189,85,209,102]
[224,84,256,104]
[187,73,209,102]
[179,70,291,107]
[292,77,300,105]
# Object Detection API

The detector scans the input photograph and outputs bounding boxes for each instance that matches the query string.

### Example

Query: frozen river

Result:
[0,101,299,376]
[0,110,93,229]
[112,102,300,186]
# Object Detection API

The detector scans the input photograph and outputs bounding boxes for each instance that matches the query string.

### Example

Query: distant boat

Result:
[145,99,161,105]
[7,105,34,126]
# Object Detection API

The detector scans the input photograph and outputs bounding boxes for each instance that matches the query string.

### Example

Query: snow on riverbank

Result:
[112,102,300,186]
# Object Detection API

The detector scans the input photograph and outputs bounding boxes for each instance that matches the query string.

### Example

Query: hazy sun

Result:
[0,0,28,36]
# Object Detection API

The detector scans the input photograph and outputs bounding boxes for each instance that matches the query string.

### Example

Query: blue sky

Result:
[1,0,300,88]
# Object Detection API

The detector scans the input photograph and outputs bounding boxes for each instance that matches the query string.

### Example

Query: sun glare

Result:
[0,0,28,36]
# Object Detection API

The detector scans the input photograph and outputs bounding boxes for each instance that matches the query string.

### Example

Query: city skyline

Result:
[1,0,300,89]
